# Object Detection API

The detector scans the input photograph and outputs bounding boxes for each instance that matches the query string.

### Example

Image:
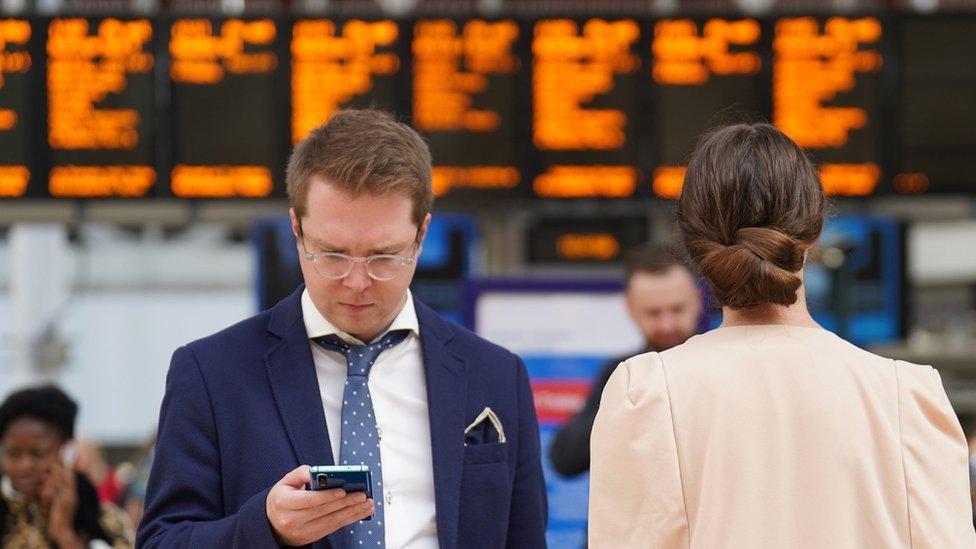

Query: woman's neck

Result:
[718,282,821,329]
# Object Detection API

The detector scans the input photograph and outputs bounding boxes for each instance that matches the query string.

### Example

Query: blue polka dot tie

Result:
[315,329,409,549]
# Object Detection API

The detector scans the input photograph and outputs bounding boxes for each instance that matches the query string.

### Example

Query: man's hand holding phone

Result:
[266,465,375,546]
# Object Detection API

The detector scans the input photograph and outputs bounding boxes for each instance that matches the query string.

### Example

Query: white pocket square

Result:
[464,406,506,445]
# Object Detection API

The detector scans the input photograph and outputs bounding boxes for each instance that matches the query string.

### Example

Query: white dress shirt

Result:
[302,289,438,549]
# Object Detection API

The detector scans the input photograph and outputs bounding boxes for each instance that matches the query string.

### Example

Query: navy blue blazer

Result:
[137,286,548,548]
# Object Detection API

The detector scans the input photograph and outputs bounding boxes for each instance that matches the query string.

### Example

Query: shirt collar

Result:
[301,288,420,346]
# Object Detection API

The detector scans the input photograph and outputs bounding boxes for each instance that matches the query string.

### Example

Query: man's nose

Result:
[343,261,372,291]
[656,314,679,334]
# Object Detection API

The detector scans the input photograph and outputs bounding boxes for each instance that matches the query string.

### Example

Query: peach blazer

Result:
[589,325,975,548]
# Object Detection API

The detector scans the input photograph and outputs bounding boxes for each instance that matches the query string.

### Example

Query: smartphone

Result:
[305,465,374,501]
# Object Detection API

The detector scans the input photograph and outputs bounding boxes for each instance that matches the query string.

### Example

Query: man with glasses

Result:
[138,110,547,549]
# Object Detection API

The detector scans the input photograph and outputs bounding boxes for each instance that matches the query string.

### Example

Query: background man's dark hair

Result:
[623,243,689,282]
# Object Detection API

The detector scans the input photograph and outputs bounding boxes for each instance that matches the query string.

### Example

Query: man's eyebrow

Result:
[370,240,411,254]
[305,235,344,252]
[305,235,409,255]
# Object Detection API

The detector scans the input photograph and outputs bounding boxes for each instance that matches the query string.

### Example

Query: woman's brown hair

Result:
[677,123,826,310]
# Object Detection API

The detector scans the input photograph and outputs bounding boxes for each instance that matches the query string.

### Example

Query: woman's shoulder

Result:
[647,325,922,386]
[602,352,668,408]
[891,359,948,409]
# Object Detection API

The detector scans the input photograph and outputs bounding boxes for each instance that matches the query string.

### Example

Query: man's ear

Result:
[623,281,639,321]
[416,214,432,250]
[289,208,300,238]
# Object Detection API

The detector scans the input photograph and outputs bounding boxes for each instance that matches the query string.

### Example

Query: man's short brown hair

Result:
[287,109,434,228]
[624,243,690,282]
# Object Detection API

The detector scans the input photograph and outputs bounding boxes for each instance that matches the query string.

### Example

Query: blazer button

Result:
[377,427,383,441]
[385,491,393,506]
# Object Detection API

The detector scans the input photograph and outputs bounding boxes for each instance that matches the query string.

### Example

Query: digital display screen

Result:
[650,17,764,198]
[894,16,976,195]
[413,18,523,199]
[530,18,643,199]
[0,18,33,198]
[804,215,905,344]
[168,17,284,198]
[527,216,648,264]
[44,17,157,198]
[291,18,401,144]
[773,16,884,197]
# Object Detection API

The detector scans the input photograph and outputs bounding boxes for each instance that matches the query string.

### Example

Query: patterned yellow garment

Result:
[1,477,134,549]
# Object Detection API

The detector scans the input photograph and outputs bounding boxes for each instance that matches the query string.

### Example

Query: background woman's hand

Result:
[42,461,84,549]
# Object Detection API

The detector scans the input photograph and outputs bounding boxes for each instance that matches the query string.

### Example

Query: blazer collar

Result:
[264,285,334,469]
[267,284,306,338]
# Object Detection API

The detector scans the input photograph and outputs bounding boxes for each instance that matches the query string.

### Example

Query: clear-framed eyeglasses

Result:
[299,228,419,281]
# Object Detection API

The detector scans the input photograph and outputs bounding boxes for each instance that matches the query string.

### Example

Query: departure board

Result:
[650,18,764,199]
[530,18,642,199]
[169,18,283,198]
[291,19,400,144]
[2,12,974,201]
[894,16,976,194]
[45,17,156,198]
[0,19,33,198]
[412,18,523,199]
[773,16,884,197]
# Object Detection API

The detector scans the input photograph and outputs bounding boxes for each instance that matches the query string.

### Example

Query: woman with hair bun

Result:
[588,123,975,548]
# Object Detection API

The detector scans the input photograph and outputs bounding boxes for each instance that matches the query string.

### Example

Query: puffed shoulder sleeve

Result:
[588,353,689,549]
[896,360,976,548]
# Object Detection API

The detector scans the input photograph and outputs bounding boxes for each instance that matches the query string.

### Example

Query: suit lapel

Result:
[416,300,467,549]
[264,286,335,470]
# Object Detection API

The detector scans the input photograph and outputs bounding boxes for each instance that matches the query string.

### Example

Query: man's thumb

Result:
[279,465,311,488]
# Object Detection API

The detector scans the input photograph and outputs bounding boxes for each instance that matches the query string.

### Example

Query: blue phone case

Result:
[305,465,374,520]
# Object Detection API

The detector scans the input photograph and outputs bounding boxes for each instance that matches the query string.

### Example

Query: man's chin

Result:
[332,314,380,340]
[650,335,692,352]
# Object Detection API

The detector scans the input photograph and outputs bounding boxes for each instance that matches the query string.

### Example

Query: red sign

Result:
[531,380,592,425]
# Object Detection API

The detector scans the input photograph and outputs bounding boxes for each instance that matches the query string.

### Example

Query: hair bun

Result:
[734,227,805,273]
[676,123,825,310]
[694,227,804,310]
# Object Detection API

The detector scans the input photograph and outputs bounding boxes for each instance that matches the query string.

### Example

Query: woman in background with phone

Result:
[588,123,976,548]
[0,385,134,549]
